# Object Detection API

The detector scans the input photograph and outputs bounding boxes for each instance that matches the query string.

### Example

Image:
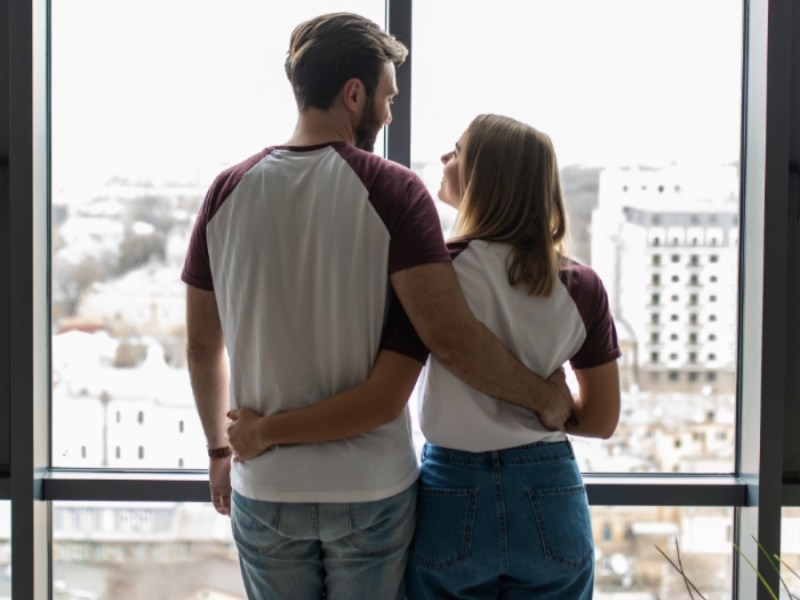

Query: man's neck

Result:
[285,107,355,147]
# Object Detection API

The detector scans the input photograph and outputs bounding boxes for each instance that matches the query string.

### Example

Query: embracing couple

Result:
[182,12,621,600]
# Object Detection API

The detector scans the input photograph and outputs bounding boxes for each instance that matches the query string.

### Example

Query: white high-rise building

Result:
[591,165,739,391]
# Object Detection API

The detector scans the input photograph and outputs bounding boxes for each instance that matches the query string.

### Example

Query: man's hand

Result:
[209,455,232,515]
[536,367,575,431]
[227,408,270,462]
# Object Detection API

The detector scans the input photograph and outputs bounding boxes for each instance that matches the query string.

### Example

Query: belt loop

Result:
[491,451,501,469]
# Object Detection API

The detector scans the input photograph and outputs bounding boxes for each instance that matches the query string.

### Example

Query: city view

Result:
[3,0,779,598]
[35,158,747,599]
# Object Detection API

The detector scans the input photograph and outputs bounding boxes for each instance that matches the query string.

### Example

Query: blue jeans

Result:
[231,484,417,600]
[406,442,593,599]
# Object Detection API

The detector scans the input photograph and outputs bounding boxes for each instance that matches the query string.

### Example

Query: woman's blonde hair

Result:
[452,114,567,296]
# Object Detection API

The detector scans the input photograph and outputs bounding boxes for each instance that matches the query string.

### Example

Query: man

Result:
[183,12,573,600]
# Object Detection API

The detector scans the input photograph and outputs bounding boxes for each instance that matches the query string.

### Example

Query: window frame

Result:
[0,0,10,474]
[4,0,799,598]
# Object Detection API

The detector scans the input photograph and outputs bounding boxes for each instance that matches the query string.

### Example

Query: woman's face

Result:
[438,135,465,209]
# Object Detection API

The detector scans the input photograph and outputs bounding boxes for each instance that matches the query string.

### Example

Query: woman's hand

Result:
[227,408,271,462]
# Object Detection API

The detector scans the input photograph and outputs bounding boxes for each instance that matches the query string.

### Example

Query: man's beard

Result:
[354,95,383,152]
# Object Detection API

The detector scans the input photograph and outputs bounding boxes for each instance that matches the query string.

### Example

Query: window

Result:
[781,508,800,598]
[0,502,8,593]
[50,0,387,469]
[591,507,733,597]
[53,502,246,598]
[10,0,798,598]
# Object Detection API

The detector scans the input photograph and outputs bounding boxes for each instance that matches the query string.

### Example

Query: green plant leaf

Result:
[734,542,778,600]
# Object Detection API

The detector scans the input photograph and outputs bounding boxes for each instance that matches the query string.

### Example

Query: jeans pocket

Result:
[231,495,287,555]
[411,487,477,571]
[346,486,417,554]
[527,484,593,569]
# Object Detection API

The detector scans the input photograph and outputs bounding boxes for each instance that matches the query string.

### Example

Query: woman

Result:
[228,114,620,599]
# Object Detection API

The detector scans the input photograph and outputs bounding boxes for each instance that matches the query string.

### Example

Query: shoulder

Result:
[207,148,273,204]
[331,143,423,192]
[558,257,606,296]
[557,257,613,321]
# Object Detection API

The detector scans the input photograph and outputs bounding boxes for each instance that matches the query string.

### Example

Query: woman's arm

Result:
[227,350,423,461]
[565,360,621,439]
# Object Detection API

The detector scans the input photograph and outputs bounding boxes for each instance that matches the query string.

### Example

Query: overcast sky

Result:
[50,0,743,195]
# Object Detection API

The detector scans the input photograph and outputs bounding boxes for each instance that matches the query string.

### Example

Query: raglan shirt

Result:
[182,142,449,502]
[387,239,621,453]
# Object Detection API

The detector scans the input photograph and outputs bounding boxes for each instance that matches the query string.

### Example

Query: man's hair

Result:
[285,12,408,111]
[452,114,568,297]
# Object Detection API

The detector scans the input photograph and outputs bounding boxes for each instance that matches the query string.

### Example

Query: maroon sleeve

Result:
[378,172,450,274]
[561,262,622,370]
[180,183,218,291]
[379,292,430,364]
[181,150,269,290]
[334,145,450,273]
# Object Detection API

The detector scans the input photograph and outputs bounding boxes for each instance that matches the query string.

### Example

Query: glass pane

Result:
[0,502,8,599]
[593,506,733,598]
[51,502,733,599]
[411,0,743,473]
[52,502,243,599]
[781,507,800,599]
[50,1,386,468]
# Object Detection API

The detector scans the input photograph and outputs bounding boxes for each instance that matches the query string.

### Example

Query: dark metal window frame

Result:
[3,0,798,598]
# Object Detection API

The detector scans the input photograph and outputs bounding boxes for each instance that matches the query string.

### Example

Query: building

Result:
[591,166,739,393]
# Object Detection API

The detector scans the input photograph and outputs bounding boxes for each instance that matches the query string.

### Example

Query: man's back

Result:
[182,141,447,502]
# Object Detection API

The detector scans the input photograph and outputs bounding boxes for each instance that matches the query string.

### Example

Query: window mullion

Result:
[735,0,794,597]
[386,0,412,167]
[9,0,50,598]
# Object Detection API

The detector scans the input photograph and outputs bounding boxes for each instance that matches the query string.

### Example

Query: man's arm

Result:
[391,261,573,429]
[185,285,232,515]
